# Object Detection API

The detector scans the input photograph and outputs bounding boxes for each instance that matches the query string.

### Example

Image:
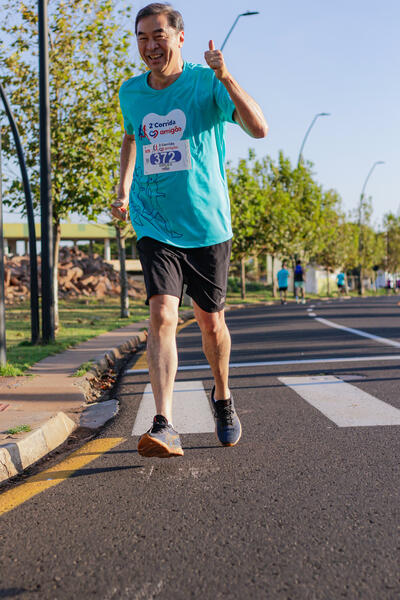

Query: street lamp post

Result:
[0,82,40,345]
[0,131,6,366]
[38,0,55,343]
[220,11,259,52]
[358,160,385,295]
[297,112,330,166]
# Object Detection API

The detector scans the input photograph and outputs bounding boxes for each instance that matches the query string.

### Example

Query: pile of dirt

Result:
[3,247,145,304]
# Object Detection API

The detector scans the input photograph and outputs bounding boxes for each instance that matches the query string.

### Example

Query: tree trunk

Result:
[272,255,277,298]
[240,256,246,300]
[116,226,129,318]
[359,266,364,296]
[253,254,259,282]
[292,258,296,296]
[53,221,61,333]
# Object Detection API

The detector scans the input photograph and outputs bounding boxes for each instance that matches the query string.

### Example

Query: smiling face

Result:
[136,13,184,77]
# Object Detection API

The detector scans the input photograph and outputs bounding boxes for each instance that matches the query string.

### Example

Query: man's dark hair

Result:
[135,3,184,34]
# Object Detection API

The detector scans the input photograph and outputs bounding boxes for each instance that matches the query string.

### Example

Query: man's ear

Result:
[178,30,184,47]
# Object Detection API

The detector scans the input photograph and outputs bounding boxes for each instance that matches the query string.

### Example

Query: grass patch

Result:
[73,361,95,377]
[0,363,28,376]
[4,297,150,373]
[7,424,32,434]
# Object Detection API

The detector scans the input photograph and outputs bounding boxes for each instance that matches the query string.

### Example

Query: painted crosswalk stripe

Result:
[279,375,400,427]
[131,380,215,435]
[126,353,400,375]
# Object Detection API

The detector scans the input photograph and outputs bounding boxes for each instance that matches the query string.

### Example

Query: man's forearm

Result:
[221,74,268,139]
[118,134,136,201]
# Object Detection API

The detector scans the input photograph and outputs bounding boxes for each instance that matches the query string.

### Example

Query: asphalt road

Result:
[1,296,400,599]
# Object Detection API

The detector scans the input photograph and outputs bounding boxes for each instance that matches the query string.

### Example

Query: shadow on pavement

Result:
[33,465,142,481]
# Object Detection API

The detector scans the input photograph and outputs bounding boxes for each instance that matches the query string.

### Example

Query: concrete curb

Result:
[0,412,76,482]
[85,331,148,380]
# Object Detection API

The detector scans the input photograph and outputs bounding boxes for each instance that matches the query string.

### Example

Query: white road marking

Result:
[308,312,317,317]
[127,353,400,375]
[131,380,215,435]
[315,317,400,349]
[279,375,400,427]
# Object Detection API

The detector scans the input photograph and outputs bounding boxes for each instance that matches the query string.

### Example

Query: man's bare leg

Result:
[193,300,241,446]
[193,301,230,400]
[147,294,180,423]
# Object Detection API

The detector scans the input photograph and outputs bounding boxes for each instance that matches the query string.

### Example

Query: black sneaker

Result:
[138,415,184,458]
[211,386,242,447]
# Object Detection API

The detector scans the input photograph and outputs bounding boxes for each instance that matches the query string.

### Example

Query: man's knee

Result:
[196,310,226,336]
[149,296,179,331]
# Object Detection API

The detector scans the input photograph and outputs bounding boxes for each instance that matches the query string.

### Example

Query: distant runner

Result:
[277,261,290,304]
[336,271,345,295]
[294,260,306,304]
[111,3,268,457]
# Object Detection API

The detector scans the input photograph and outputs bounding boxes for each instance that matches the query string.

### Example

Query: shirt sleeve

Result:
[212,75,237,124]
[119,85,135,135]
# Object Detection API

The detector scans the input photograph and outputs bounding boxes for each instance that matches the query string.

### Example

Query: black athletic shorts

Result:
[136,237,232,313]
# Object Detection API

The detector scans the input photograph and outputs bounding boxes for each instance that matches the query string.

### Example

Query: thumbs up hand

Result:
[204,40,228,80]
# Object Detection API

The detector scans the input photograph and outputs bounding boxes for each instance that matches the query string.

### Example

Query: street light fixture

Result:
[221,11,260,52]
[39,0,55,343]
[297,112,331,166]
[0,82,40,344]
[0,131,6,366]
[359,161,385,202]
[358,160,385,295]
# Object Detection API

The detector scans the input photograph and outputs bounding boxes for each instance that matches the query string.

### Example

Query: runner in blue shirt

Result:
[277,261,290,304]
[336,271,345,295]
[111,3,268,458]
[294,260,306,304]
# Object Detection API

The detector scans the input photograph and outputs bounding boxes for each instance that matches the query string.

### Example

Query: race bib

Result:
[143,140,192,175]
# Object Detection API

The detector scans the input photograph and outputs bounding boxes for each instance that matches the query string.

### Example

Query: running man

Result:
[336,271,345,295]
[294,260,306,304]
[111,3,268,458]
[277,261,289,304]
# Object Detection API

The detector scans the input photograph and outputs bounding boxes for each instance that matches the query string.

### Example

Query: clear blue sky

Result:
[130,0,398,227]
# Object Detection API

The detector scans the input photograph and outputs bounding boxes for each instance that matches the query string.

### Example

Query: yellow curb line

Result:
[130,317,197,372]
[0,437,125,517]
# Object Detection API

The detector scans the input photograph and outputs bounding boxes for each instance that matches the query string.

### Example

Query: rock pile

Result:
[3,247,145,304]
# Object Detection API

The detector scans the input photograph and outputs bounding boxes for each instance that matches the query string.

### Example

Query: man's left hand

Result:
[204,40,229,80]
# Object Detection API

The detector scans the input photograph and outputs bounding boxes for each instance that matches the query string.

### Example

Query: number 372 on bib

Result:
[143,140,192,175]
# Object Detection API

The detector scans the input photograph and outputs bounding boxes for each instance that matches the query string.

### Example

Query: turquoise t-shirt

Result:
[277,268,289,288]
[337,273,345,285]
[119,62,236,248]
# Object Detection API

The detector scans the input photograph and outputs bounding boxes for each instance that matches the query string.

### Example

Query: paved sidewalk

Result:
[0,318,149,482]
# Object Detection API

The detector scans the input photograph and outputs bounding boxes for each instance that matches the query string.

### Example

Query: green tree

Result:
[310,190,344,294]
[357,198,385,294]
[383,213,400,274]
[0,0,136,330]
[227,150,267,298]
[265,153,326,294]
